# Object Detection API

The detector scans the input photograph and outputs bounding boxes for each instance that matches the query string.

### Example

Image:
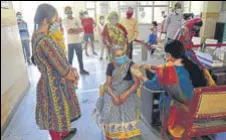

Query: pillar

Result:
[1,1,29,134]
[200,1,221,41]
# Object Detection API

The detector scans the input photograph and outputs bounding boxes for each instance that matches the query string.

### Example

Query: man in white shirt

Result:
[165,3,183,41]
[63,6,89,75]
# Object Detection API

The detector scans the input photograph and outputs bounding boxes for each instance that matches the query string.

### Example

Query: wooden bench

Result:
[169,85,226,140]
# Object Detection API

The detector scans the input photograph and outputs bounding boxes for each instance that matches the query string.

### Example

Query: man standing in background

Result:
[160,11,167,40]
[122,7,139,59]
[63,6,89,75]
[81,11,97,56]
[16,12,31,65]
[165,3,183,41]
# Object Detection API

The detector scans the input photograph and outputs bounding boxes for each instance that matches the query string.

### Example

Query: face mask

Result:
[100,19,105,24]
[175,9,181,14]
[17,15,22,20]
[115,54,127,65]
[74,86,78,91]
[49,22,60,33]
[126,12,133,19]
[110,18,118,25]
[65,10,73,15]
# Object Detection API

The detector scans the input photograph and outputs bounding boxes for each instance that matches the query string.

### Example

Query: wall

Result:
[218,11,226,22]
[219,10,226,42]
[1,1,29,133]
[200,1,221,40]
[138,24,151,41]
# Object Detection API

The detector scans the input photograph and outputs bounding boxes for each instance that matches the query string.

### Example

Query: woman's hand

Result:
[72,68,79,79]
[64,67,79,82]
[72,67,79,85]
[130,67,143,78]
[65,68,76,81]
[112,95,121,105]
[119,92,129,104]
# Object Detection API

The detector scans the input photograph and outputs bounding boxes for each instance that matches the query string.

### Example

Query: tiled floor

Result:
[2,44,164,140]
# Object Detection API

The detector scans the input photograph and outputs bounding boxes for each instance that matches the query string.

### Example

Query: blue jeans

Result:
[21,40,31,63]
[68,43,84,70]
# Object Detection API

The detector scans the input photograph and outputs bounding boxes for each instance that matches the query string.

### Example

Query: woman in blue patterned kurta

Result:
[31,4,81,140]
[135,40,207,139]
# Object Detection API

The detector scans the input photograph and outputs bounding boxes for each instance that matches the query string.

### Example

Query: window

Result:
[119,1,126,6]
[96,1,109,15]
[154,7,168,23]
[137,7,153,24]
[183,1,203,16]
[183,1,191,13]
[119,6,136,19]
[87,10,95,21]
[109,1,119,13]
[92,1,169,24]
[86,1,95,9]
[138,1,153,6]
[17,1,74,36]
[137,1,169,24]
[190,1,203,16]
[222,1,226,11]
[154,1,169,6]
[86,1,96,21]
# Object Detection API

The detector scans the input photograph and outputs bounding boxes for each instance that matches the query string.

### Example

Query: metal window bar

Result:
[85,1,169,24]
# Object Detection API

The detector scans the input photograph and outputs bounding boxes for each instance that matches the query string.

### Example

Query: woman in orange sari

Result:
[136,40,207,139]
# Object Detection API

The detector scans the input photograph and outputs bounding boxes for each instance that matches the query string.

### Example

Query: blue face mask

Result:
[65,10,73,15]
[17,15,22,20]
[74,86,78,91]
[115,54,127,65]
[49,22,60,33]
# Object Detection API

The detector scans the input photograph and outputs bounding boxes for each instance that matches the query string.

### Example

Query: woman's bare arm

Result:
[121,67,139,98]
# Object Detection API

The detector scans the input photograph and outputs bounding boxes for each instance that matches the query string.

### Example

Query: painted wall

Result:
[200,1,221,39]
[218,11,226,23]
[1,1,29,129]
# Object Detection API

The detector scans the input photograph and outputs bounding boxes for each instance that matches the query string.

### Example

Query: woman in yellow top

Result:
[49,17,67,54]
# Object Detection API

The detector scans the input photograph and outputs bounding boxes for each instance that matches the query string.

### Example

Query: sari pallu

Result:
[92,60,141,139]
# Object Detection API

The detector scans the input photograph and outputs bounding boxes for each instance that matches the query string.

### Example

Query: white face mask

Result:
[100,19,105,24]
[84,14,88,18]
[175,9,182,14]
